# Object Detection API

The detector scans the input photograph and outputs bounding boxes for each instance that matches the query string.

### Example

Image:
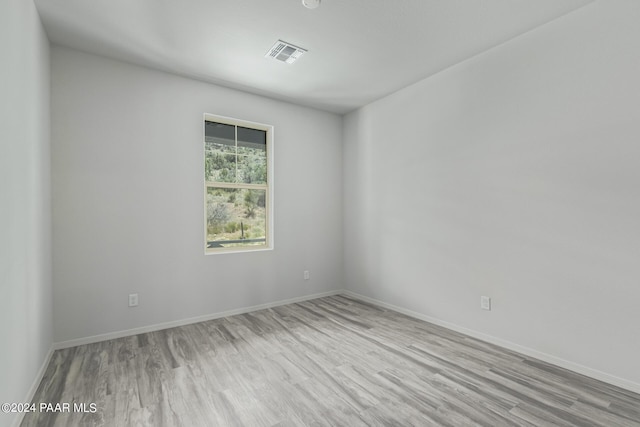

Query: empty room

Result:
[2,0,640,426]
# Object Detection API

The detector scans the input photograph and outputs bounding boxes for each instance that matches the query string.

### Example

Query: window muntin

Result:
[204,115,272,253]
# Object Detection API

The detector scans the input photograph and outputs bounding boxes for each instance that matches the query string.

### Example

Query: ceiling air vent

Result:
[265,40,307,64]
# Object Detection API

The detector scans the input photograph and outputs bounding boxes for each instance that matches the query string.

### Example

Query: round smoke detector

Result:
[302,0,321,9]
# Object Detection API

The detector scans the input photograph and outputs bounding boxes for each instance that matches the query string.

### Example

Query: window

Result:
[204,114,273,253]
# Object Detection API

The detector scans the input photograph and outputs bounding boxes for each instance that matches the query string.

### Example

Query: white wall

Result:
[51,46,343,343]
[344,0,640,389]
[0,1,52,426]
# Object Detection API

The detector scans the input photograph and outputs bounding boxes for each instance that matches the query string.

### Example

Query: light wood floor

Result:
[22,295,640,426]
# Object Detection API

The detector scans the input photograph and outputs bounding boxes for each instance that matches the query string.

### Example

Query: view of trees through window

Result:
[204,118,269,250]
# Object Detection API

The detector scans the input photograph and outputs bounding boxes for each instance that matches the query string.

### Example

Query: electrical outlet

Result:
[129,293,139,307]
[304,270,310,280]
[480,296,491,311]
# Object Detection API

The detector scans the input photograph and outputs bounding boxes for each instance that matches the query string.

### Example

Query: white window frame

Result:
[203,113,274,254]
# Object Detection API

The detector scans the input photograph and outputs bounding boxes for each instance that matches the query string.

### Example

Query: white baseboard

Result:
[343,291,640,396]
[12,345,55,427]
[54,290,343,350]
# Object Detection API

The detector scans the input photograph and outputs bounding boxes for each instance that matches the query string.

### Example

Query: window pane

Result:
[205,122,236,182]
[237,127,267,184]
[238,146,267,184]
[206,187,267,248]
[205,121,234,143]
[237,126,266,148]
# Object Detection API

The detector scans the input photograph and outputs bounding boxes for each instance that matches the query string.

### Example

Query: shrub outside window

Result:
[204,114,273,253]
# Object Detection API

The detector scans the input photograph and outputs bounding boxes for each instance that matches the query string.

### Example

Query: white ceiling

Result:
[34,0,593,114]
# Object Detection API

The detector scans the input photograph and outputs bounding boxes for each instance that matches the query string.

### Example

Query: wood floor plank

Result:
[22,295,640,426]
